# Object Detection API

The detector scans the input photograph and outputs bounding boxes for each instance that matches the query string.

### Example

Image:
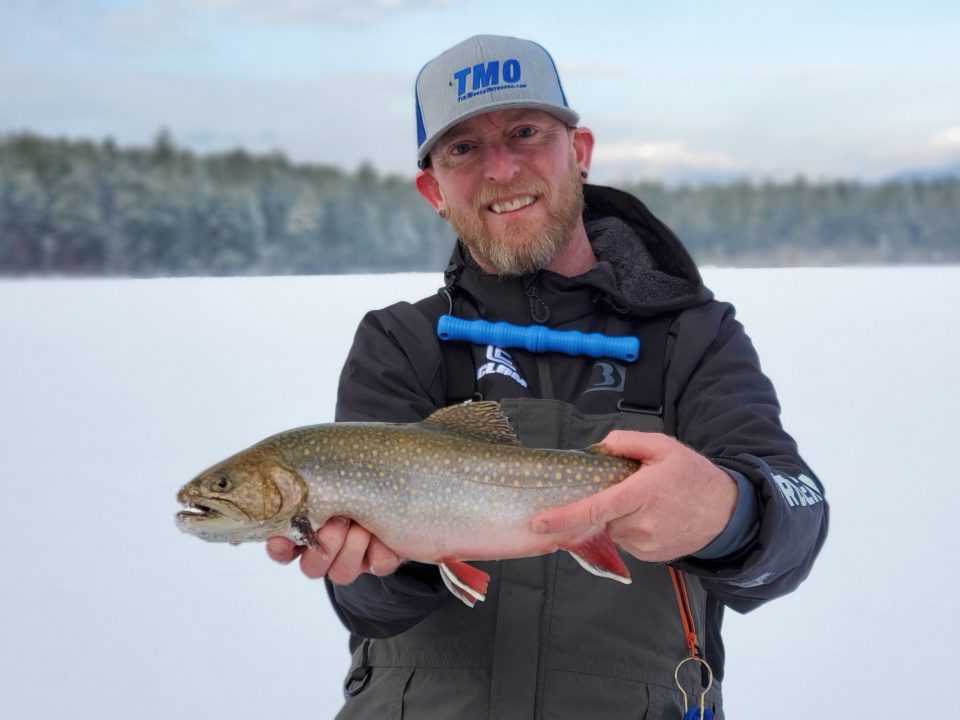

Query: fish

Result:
[176,401,640,607]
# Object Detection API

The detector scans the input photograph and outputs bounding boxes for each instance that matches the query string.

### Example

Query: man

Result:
[268,35,827,718]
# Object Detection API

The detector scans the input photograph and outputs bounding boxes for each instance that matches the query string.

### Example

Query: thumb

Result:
[599,430,669,462]
[530,486,622,536]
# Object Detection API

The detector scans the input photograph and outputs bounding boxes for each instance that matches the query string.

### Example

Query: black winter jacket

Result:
[328,184,828,719]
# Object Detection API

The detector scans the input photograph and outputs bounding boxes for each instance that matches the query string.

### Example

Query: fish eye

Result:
[209,473,235,493]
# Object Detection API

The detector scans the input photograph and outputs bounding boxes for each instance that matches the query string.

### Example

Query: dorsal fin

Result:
[421,401,521,446]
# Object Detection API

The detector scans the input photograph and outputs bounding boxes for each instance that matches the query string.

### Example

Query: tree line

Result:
[1,131,958,277]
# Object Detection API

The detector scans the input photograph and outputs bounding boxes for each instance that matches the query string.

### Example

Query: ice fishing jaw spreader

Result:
[436,315,640,362]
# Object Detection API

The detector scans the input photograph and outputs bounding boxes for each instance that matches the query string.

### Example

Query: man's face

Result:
[417,109,591,276]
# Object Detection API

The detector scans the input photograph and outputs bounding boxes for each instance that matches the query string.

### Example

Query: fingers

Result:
[531,478,648,536]
[530,431,673,536]
[266,536,303,564]
[269,517,403,584]
[366,537,403,577]
[299,516,353,580]
[321,522,372,584]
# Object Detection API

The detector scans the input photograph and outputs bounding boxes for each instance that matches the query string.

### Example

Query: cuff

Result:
[692,468,759,560]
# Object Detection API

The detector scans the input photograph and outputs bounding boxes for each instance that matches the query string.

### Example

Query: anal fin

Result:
[565,532,631,584]
[438,559,490,607]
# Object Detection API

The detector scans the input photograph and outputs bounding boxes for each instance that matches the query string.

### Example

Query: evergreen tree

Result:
[0,131,957,276]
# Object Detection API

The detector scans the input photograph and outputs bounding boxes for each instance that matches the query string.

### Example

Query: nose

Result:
[483,142,521,184]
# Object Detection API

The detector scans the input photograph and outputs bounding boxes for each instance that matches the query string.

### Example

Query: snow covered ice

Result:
[1,268,958,718]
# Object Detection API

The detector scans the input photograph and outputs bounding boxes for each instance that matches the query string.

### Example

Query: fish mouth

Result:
[176,492,252,524]
[175,496,260,544]
[176,500,223,521]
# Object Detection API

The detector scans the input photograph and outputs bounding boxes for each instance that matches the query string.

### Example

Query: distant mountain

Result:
[886,160,960,182]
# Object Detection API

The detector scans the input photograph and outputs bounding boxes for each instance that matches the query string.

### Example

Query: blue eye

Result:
[452,143,472,155]
[515,126,535,138]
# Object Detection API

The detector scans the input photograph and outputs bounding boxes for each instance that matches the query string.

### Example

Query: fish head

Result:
[176,447,308,544]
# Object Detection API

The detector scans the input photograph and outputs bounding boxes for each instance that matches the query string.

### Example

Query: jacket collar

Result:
[443,184,713,321]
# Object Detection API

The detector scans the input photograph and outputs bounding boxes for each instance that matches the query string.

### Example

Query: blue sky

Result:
[2,0,959,183]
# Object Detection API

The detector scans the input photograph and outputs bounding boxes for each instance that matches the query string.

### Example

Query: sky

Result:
[2,0,959,184]
[1,268,959,718]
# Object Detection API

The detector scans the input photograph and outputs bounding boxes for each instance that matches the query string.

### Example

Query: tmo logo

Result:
[453,59,525,101]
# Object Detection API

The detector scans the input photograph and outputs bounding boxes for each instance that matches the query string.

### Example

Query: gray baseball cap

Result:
[415,35,579,168]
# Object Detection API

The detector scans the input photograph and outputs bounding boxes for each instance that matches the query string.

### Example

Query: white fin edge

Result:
[567,551,633,585]
[438,562,485,607]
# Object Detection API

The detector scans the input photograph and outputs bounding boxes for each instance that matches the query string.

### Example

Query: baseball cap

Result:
[415,35,579,168]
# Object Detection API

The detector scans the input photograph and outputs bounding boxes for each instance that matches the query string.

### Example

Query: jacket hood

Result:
[444,184,713,318]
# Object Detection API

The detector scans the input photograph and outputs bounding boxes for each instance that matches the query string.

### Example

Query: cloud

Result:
[591,140,741,181]
[930,127,960,153]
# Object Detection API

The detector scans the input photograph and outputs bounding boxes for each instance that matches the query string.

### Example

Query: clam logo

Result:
[477,345,528,388]
[453,59,526,102]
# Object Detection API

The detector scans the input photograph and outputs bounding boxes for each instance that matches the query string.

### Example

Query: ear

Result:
[416,169,445,213]
[571,126,595,176]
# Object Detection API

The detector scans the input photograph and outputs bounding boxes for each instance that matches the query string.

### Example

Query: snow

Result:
[1,268,957,718]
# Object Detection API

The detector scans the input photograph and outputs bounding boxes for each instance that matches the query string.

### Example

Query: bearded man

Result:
[268,35,827,720]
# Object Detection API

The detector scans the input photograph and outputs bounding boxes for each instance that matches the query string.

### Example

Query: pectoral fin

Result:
[438,559,490,607]
[564,532,631,584]
[290,514,319,549]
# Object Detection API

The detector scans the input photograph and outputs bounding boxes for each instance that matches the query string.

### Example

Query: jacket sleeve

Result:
[327,302,451,638]
[668,301,829,613]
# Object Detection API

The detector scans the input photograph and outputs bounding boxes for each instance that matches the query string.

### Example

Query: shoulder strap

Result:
[615,313,675,416]
[414,292,478,404]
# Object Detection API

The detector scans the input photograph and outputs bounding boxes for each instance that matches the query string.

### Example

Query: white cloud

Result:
[591,140,741,181]
[930,126,960,153]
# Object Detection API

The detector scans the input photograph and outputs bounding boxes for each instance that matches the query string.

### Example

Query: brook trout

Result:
[176,401,639,606]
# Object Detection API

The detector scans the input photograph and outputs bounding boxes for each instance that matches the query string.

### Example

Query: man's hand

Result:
[266,516,403,584]
[530,431,738,562]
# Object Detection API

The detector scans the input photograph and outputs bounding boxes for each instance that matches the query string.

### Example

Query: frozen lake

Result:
[1,267,957,718]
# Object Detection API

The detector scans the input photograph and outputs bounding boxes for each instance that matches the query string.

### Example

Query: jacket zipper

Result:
[526,280,555,399]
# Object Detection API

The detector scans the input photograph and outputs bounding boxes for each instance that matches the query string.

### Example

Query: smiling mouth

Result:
[489,195,537,214]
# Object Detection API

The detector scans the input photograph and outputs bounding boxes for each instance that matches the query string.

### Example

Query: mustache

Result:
[472,181,549,210]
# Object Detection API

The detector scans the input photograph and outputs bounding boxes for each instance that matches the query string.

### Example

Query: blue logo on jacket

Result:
[453,59,526,102]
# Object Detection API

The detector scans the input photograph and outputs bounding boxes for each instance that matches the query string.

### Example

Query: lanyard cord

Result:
[668,565,700,658]
[669,566,715,718]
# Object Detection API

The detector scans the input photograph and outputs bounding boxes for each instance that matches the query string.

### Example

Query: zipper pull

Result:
[526,283,551,323]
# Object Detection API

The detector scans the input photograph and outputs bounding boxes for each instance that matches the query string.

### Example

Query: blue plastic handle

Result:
[436,315,639,362]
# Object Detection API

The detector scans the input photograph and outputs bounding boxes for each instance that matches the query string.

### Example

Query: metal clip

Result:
[674,656,714,720]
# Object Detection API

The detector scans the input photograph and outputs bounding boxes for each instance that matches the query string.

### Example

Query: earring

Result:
[438,209,447,218]
[580,170,588,179]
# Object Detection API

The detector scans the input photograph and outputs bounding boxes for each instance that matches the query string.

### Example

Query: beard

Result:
[446,158,584,276]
